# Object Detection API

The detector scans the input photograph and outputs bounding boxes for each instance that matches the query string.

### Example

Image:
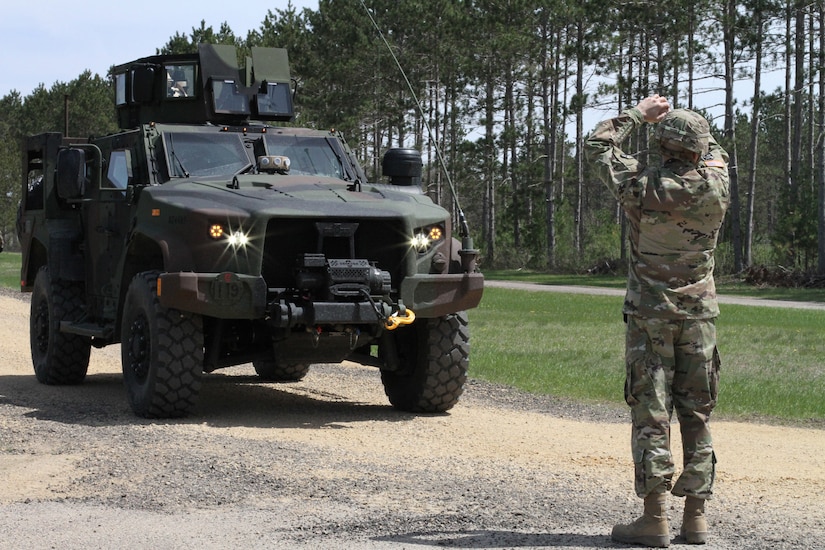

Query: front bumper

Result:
[157,271,484,321]
[158,272,268,319]
[399,272,484,318]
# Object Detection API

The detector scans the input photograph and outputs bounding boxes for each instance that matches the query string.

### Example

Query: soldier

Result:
[585,95,729,547]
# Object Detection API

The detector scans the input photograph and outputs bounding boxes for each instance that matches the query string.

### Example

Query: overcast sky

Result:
[0,1,318,98]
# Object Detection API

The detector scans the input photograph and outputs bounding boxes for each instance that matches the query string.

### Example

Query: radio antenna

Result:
[359,1,475,250]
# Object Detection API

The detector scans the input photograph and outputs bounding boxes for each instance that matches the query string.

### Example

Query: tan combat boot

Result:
[681,496,708,544]
[611,492,670,548]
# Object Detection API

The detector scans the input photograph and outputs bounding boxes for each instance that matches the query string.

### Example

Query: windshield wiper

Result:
[325,137,356,183]
[167,134,190,178]
[235,162,255,175]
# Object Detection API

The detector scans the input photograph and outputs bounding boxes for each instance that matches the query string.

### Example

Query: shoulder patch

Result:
[704,159,726,169]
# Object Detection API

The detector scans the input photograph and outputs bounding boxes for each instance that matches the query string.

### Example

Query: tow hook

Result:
[385,309,416,330]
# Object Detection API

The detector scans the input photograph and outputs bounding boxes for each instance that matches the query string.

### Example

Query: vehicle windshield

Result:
[163,132,251,178]
[263,135,348,179]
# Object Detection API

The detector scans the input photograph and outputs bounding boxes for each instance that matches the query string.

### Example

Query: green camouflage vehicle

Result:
[18,44,483,418]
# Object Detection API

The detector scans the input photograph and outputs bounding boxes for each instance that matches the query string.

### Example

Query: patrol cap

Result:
[654,109,711,156]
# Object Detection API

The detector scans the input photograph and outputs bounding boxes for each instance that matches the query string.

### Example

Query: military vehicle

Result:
[18,44,483,418]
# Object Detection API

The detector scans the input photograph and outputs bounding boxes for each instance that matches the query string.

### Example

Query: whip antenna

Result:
[359,1,475,251]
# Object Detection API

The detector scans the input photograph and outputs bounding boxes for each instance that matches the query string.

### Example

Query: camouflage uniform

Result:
[585,107,729,500]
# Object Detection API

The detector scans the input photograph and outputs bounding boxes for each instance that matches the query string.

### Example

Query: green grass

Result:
[0,252,20,289]
[469,287,825,423]
[716,305,825,421]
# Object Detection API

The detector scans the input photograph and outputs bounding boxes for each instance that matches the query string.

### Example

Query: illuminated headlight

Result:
[209,224,250,248]
[227,231,249,247]
[411,224,445,253]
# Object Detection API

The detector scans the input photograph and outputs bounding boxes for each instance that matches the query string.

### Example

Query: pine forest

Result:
[1,0,824,278]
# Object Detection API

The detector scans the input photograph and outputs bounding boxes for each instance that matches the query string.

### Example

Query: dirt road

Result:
[1,288,823,549]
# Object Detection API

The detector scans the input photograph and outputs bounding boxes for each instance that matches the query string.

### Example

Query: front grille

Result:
[261,218,407,290]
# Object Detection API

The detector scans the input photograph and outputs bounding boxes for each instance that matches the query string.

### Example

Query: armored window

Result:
[255,82,293,119]
[211,79,250,115]
[115,73,127,105]
[263,135,347,180]
[165,63,196,99]
[106,150,132,190]
[25,167,44,211]
[164,132,251,178]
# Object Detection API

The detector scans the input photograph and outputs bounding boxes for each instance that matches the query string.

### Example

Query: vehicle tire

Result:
[253,359,309,382]
[121,271,203,418]
[30,266,91,384]
[380,311,469,413]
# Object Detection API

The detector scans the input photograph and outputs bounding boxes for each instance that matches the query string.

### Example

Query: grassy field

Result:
[0,252,19,289]
[470,287,825,423]
[2,252,823,423]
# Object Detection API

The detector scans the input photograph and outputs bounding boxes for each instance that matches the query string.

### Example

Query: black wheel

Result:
[380,311,469,413]
[30,266,90,384]
[121,271,204,418]
[253,359,309,381]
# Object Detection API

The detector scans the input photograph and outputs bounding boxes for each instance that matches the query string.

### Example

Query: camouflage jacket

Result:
[585,107,730,319]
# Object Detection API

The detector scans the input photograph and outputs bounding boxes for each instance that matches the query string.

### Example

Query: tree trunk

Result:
[817,3,825,274]
[483,73,496,264]
[784,1,793,199]
[745,8,765,268]
[504,66,520,248]
[791,1,805,205]
[574,22,584,256]
[542,17,557,270]
[687,3,695,110]
[808,5,816,199]
[724,0,743,272]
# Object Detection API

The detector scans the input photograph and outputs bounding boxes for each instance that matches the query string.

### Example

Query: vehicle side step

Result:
[60,321,114,339]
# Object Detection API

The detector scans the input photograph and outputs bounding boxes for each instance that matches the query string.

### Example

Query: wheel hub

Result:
[33,299,49,353]
[128,315,150,380]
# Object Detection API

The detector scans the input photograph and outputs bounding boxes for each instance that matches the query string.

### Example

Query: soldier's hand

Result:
[636,94,670,123]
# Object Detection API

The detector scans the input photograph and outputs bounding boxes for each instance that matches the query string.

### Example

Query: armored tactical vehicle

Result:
[18,44,483,418]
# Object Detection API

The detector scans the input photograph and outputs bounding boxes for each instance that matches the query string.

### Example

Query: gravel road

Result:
[1,286,823,549]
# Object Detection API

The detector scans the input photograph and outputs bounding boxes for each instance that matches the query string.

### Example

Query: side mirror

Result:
[382,148,422,187]
[56,148,87,200]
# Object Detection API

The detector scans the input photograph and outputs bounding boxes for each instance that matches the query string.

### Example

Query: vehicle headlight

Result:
[227,231,249,247]
[411,224,445,253]
[209,223,250,249]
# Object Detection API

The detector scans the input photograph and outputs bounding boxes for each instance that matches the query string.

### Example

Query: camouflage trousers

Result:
[624,315,720,499]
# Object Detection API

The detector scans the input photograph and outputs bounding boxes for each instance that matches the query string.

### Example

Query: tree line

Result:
[1,0,824,277]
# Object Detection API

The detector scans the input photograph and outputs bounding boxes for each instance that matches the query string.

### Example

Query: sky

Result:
[0,1,318,98]
[0,1,779,132]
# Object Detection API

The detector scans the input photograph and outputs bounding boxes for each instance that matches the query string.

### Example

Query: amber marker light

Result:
[209,224,225,239]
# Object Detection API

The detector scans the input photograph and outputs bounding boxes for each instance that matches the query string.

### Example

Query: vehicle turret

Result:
[114,44,294,128]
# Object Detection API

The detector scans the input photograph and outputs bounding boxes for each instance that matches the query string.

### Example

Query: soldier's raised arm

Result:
[584,95,670,204]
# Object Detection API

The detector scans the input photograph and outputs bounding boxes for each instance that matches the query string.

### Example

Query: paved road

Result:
[485,280,825,310]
